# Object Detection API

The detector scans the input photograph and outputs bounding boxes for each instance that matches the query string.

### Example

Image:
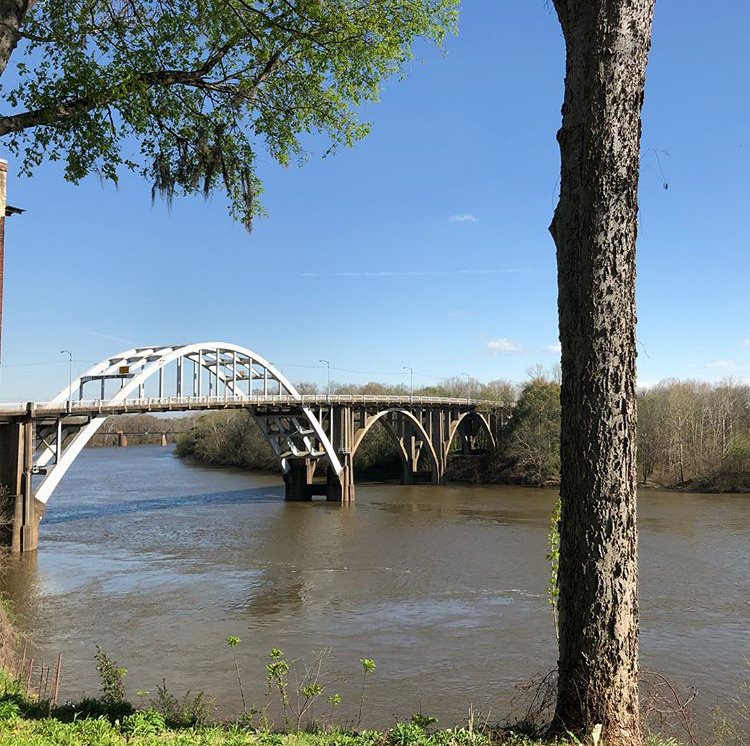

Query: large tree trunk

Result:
[0,0,32,78]
[550,2,655,745]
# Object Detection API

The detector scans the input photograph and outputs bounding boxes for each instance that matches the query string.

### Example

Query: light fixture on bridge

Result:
[403,366,414,401]
[319,359,331,398]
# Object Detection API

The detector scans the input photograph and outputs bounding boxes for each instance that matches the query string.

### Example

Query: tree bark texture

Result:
[0,0,33,78]
[550,1,655,744]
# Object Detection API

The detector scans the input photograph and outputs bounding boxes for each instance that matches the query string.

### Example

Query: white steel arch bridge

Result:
[0,342,509,552]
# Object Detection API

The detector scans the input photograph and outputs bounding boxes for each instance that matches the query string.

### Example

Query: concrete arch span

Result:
[351,408,441,485]
[445,411,496,457]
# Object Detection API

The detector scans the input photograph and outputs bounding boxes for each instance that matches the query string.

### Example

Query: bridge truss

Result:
[0,342,509,552]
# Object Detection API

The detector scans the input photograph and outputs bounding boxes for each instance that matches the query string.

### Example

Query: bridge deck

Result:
[0,394,504,420]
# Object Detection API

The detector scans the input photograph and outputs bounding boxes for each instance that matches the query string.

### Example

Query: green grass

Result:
[0,719,693,746]
[0,662,706,746]
[0,719,578,746]
[0,715,518,746]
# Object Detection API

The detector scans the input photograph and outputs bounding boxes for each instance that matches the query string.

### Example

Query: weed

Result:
[120,708,167,735]
[53,695,134,723]
[291,647,336,730]
[150,678,214,728]
[267,648,291,727]
[226,635,247,712]
[94,646,127,704]
[0,699,20,722]
[390,721,429,746]
[411,714,438,730]
[357,658,376,729]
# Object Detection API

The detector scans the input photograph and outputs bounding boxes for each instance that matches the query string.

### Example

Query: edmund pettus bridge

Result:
[0,342,510,553]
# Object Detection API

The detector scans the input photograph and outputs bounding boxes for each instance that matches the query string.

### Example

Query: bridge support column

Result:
[400,427,416,485]
[160,433,168,447]
[0,420,40,552]
[284,460,313,501]
[431,409,448,485]
[117,430,128,447]
[327,406,355,503]
[326,462,354,503]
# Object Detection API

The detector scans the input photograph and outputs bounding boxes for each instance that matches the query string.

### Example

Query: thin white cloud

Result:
[546,343,562,353]
[743,338,750,347]
[487,338,522,353]
[82,329,134,346]
[449,213,480,223]
[301,268,548,278]
[708,360,735,368]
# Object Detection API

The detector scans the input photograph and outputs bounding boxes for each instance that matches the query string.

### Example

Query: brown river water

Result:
[1,445,749,727]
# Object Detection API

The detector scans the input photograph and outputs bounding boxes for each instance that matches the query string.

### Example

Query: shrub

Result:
[150,679,214,728]
[0,699,20,722]
[120,708,167,735]
[389,722,429,746]
[95,646,127,704]
[53,695,134,723]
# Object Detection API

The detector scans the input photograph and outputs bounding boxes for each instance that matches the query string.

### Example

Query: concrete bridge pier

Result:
[398,421,415,486]
[326,460,355,503]
[283,459,319,501]
[327,406,355,502]
[283,456,355,503]
[0,420,40,552]
[430,409,449,484]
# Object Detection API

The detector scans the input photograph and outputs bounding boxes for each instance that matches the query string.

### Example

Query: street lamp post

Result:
[462,372,471,405]
[403,366,413,401]
[61,350,73,412]
[319,359,330,398]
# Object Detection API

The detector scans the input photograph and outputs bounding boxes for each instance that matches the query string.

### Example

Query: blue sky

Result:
[0,0,748,401]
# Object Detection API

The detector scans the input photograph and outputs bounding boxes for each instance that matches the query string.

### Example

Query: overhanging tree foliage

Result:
[0,0,457,227]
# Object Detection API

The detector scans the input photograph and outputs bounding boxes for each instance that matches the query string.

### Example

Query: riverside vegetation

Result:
[172,375,750,492]
[2,637,749,746]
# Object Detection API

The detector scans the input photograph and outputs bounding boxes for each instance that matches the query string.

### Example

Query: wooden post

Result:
[18,640,27,679]
[25,658,33,691]
[52,653,62,705]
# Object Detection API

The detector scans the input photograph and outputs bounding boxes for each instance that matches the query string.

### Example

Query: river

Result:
[1,445,749,728]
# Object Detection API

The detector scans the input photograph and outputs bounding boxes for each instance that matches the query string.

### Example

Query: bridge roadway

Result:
[0,393,500,418]
[0,342,510,553]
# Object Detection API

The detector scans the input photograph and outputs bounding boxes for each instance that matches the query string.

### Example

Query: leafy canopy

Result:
[1,0,458,228]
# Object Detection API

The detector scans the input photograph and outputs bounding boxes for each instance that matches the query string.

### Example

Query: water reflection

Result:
[42,487,279,525]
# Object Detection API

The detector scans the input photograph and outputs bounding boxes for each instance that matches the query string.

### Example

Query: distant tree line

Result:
[89,414,195,447]
[171,376,750,492]
[638,379,750,490]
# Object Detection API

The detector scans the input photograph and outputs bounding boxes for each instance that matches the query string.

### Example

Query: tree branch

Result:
[0,39,286,137]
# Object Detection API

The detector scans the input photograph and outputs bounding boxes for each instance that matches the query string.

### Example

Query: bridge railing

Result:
[0,394,509,417]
